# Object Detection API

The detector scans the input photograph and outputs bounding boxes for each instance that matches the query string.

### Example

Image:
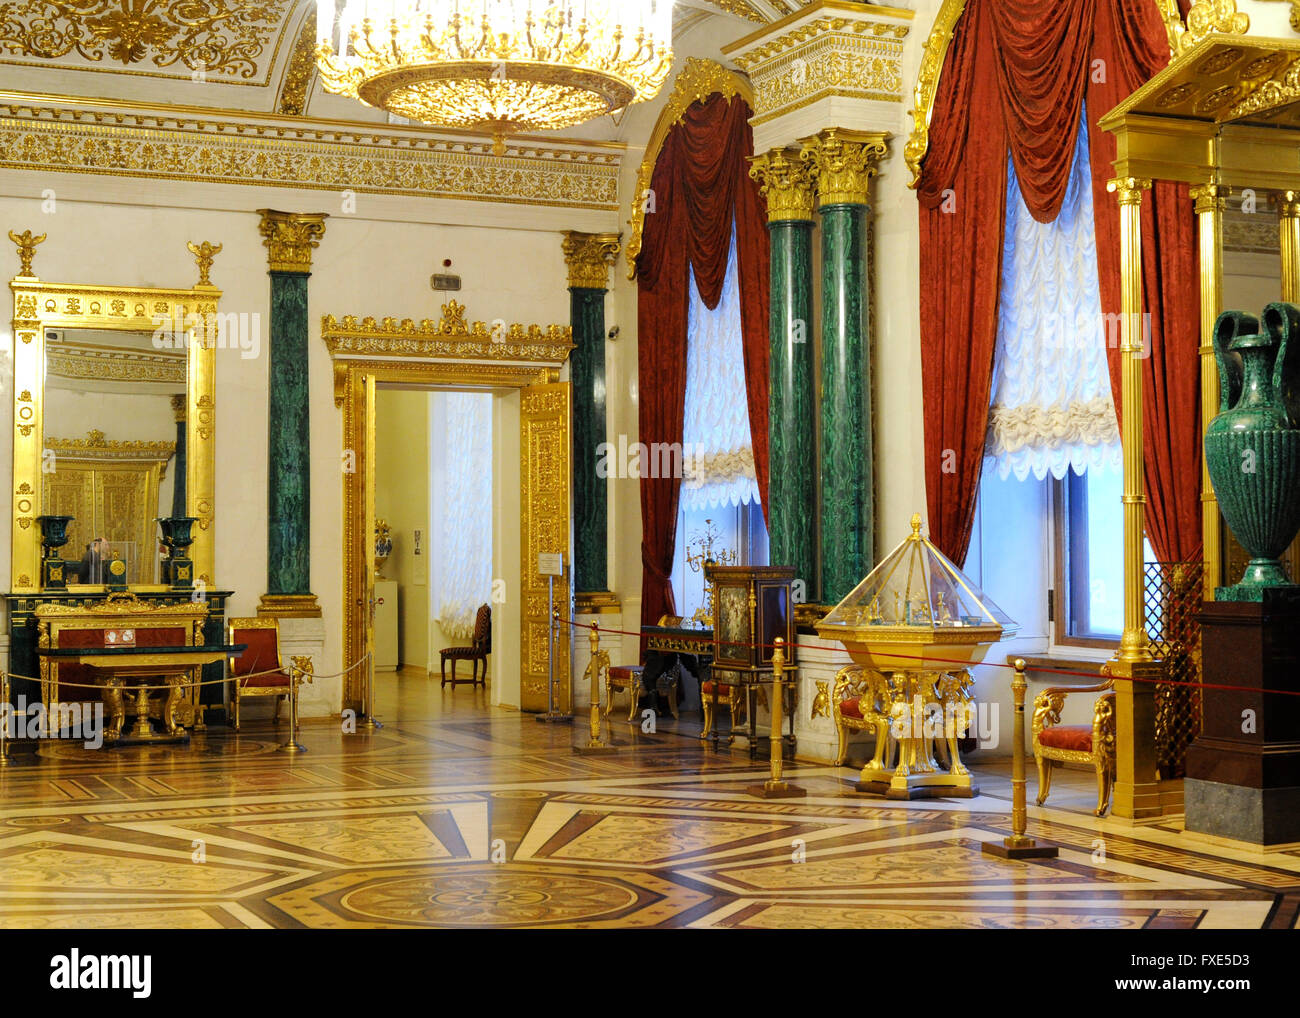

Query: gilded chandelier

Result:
[316,1,674,151]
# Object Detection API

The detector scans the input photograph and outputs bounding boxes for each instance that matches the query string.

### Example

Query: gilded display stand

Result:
[257,210,327,621]
[749,148,817,598]
[1096,2,1300,818]
[817,515,1015,800]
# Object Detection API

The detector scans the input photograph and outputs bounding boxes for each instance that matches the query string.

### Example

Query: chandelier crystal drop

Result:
[316,1,675,151]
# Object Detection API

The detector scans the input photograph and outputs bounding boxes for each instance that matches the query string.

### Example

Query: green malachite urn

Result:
[1205,302,1300,600]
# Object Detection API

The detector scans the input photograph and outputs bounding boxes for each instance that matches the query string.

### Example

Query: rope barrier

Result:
[2,654,372,694]
[555,612,1300,699]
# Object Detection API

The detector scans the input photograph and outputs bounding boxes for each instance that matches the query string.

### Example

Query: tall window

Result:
[984,110,1124,647]
[671,223,768,620]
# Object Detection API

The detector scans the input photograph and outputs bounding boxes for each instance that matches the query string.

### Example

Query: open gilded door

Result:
[520,381,572,713]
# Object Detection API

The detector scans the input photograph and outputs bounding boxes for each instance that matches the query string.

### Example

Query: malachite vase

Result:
[1205,302,1300,600]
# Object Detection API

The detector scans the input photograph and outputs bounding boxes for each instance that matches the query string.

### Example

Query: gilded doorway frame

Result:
[323,302,574,712]
[9,244,220,591]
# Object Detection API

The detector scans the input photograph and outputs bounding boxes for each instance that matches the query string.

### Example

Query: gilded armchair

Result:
[830,665,895,769]
[1032,676,1116,817]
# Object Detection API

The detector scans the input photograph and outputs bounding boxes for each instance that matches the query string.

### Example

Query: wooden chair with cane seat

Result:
[1032,673,1117,817]
[227,617,295,732]
[440,604,491,688]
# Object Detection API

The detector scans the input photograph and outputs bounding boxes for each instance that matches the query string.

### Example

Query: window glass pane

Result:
[1084,465,1123,637]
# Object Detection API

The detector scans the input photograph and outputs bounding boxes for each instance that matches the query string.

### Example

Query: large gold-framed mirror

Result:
[9,238,219,591]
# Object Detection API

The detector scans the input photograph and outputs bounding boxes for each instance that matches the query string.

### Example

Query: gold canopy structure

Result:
[1097,7,1300,817]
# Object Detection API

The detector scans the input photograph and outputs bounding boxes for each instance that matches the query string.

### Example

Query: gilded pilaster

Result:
[1105,176,1162,820]
[1277,191,1300,583]
[562,231,620,603]
[1192,184,1226,598]
[801,129,888,604]
[257,209,328,619]
[750,149,817,597]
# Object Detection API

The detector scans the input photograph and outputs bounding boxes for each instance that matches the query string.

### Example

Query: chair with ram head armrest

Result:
[228,617,294,732]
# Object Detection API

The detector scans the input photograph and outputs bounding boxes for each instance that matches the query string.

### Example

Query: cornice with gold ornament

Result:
[256,209,327,273]
[561,231,622,290]
[322,300,574,366]
[46,340,186,386]
[626,58,754,281]
[0,100,623,212]
[701,0,767,23]
[800,128,889,207]
[749,147,817,222]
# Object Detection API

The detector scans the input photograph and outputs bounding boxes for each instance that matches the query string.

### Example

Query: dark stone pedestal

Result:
[1184,591,1300,846]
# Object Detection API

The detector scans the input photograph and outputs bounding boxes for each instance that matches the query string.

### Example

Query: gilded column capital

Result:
[1190,183,1228,215]
[170,393,186,423]
[799,129,890,209]
[561,231,621,290]
[1275,190,1300,220]
[256,209,328,273]
[749,148,817,223]
[1107,177,1152,206]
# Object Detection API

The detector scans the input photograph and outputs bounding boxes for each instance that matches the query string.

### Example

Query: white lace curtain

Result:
[681,222,761,510]
[986,107,1122,482]
[431,391,493,639]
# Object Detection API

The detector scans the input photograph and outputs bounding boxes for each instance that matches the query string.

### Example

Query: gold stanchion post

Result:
[0,672,10,768]
[747,637,806,799]
[360,652,383,730]
[983,659,1058,859]
[574,623,617,755]
[278,656,313,754]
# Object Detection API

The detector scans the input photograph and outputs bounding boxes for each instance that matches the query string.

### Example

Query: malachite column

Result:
[750,149,818,600]
[256,209,328,619]
[563,231,621,613]
[801,129,888,605]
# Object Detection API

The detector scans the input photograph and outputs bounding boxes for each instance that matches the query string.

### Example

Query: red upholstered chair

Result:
[606,665,643,723]
[440,604,491,688]
[1032,676,1117,817]
[228,617,293,731]
[699,676,745,740]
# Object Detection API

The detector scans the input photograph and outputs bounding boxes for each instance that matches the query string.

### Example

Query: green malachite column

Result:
[750,149,818,598]
[801,129,888,604]
[257,209,328,618]
[562,231,621,612]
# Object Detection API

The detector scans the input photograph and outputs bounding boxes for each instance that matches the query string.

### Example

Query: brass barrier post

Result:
[360,652,383,730]
[748,637,806,799]
[983,659,1058,859]
[279,656,313,754]
[574,623,617,755]
[0,672,10,768]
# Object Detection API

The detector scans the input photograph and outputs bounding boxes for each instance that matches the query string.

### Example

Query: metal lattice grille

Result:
[1144,560,1204,779]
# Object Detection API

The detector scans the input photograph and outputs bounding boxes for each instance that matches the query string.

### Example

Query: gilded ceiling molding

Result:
[277,7,317,116]
[256,209,327,273]
[904,0,1215,189]
[0,0,293,85]
[625,57,754,281]
[702,0,768,23]
[0,103,622,211]
[561,232,622,290]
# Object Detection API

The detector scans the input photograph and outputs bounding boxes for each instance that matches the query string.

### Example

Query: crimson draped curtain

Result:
[637,93,770,644]
[918,0,1200,566]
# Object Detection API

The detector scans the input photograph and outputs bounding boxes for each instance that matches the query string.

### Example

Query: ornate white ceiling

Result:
[0,1,824,118]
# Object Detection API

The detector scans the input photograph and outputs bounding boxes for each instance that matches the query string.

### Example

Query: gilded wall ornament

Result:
[748,147,816,223]
[8,229,45,277]
[1177,0,1251,55]
[0,0,285,80]
[277,7,316,116]
[256,210,327,273]
[186,240,222,287]
[561,231,621,290]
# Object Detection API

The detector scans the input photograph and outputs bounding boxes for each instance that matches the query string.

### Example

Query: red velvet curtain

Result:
[918,0,1200,565]
[637,94,770,644]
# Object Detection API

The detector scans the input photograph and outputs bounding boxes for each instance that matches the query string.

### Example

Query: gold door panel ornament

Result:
[521,382,573,714]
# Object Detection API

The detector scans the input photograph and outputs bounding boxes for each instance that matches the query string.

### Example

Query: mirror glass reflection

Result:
[42,327,186,585]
